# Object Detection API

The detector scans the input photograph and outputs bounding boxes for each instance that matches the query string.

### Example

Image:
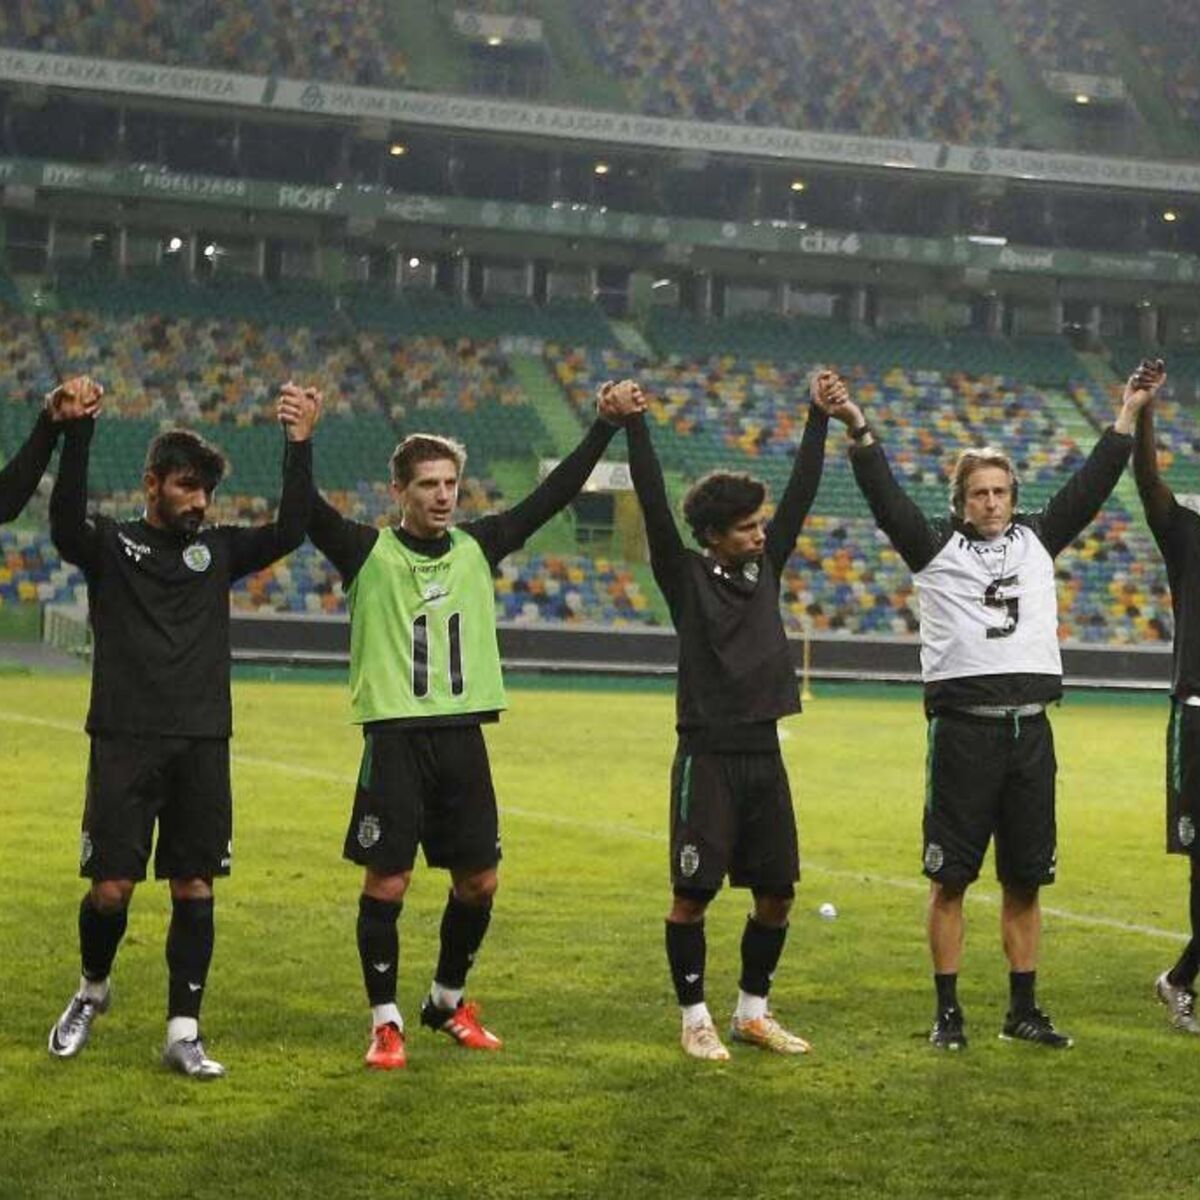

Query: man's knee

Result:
[752,889,794,927]
[168,877,213,902]
[364,869,412,904]
[90,880,135,911]
[669,887,715,924]
[451,867,498,907]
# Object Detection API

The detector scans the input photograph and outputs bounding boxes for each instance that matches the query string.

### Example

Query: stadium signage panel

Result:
[1041,70,1127,102]
[2,49,1199,197]
[0,49,266,105]
[9,154,1197,284]
[452,11,545,44]
[945,145,1200,192]
[270,78,941,171]
[538,460,633,492]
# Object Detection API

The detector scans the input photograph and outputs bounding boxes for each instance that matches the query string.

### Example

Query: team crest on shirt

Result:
[923,842,944,873]
[357,815,382,849]
[679,843,700,877]
[1180,816,1196,848]
[742,561,760,584]
[80,831,93,868]
[182,542,212,573]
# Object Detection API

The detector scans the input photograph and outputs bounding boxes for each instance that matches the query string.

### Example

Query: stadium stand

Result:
[570,0,1018,145]
[1129,1,1200,130]
[991,0,1118,76]
[0,0,407,87]
[545,326,1177,643]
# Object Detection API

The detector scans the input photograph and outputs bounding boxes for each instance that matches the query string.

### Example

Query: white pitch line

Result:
[0,708,1186,942]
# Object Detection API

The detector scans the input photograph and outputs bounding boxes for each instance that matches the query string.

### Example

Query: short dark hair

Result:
[390,433,468,487]
[682,471,767,548]
[143,429,227,492]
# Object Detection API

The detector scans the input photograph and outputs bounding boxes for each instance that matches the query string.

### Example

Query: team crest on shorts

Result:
[357,815,382,849]
[80,831,93,868]
[1180,816,1196,848]
[679,843,700,878]
[182,542,212,573]
[923,842,944,873]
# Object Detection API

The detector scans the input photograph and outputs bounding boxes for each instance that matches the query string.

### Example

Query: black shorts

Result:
[80,735,232,882]
[1166,699,1200,855]
[668,749,799,894]
[344,724,501,874]
[923,711,1057,890]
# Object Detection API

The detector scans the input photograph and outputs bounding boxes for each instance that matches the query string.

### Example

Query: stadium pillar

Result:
[850,286,869,327]
[1087,302,1103,350]
[1051,297,1064,334]
[1138,303,1160,347]
[986,293,1004,337]
[117,227,128,274]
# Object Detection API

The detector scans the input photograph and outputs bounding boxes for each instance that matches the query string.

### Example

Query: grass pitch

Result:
[2,672,1199,1199]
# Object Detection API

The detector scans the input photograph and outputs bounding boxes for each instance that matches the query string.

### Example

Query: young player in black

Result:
[617,374,833,1061]
[46,382,318,1079]
[1130,359,1200,1034]
[0,377,100,521]
[823,365,1155,1051]
[306,385,635,1070]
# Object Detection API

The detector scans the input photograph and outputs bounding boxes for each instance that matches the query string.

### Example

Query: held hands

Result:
[276,381,323,442]
[810,368,865,430]
[46,375,103,423]
[597,378,647,426]
[1116,358,1166,433]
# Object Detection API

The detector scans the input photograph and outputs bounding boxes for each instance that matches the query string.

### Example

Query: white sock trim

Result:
[430,982,463,1011]
[372,1003,403,1031]
[166,1016,198,1045]
[79,975,109,1003]
[681,1002,713,1029]
[734,991,768,1022]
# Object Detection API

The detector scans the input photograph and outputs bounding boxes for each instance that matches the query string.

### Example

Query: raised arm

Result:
[467,385,621,567]
[308,488,379,584]
[227,384,319,580]
[1131,361,1175,537]
[0,409,57,523]
[818,374,944,571]
[763,374,832,576]
[50,419,98,571]
[10,375,106,529]
[625,407,688,612]
[1038,362,1158,556]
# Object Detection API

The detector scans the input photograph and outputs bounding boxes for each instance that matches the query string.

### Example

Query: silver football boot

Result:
[48,989,111,1058]
[162,1036,226,1079]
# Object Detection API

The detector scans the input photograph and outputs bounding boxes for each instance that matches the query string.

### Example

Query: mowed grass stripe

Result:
[0,703,1186,944]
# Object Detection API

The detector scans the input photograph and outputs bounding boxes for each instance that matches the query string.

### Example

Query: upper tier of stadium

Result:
[2,0,1197,153]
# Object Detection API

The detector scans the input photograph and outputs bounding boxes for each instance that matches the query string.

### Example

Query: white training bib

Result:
[915,522,1061,682]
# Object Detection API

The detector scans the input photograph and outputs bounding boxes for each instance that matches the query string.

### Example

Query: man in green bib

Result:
[309,385,637,1068]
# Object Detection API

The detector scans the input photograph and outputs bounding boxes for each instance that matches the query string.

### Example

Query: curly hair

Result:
[682,471,767,548]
